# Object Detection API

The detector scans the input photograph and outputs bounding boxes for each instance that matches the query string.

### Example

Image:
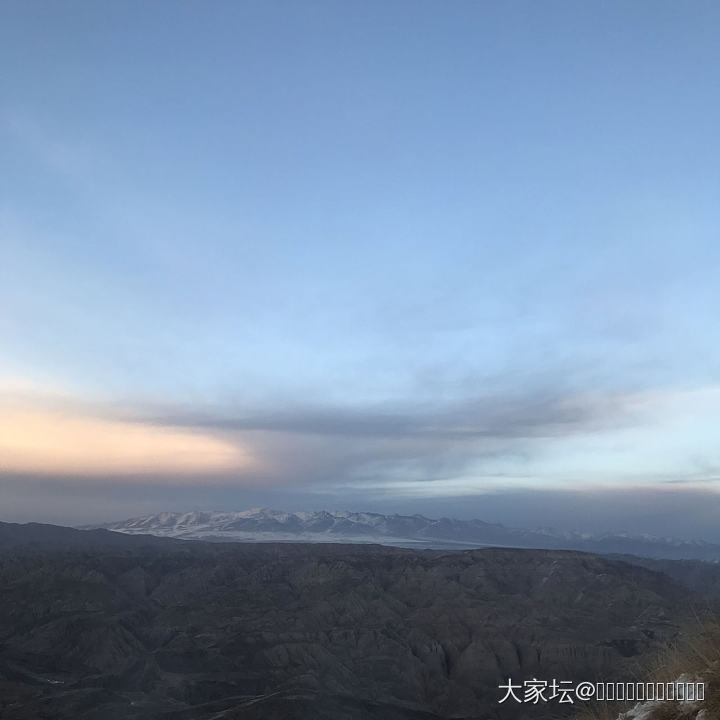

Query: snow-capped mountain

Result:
[90,508,529,547]
[88,508,720,561]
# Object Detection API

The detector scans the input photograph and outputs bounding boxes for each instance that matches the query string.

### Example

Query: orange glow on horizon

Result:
[0,408,252,478]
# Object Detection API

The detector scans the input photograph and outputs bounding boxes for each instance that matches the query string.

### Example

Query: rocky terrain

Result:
[0,521,714,719]
[91,508,720,561]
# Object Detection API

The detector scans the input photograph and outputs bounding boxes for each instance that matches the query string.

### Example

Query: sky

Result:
[1,1,720,539]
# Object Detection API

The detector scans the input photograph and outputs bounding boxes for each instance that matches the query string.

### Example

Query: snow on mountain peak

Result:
[83,508,720,561]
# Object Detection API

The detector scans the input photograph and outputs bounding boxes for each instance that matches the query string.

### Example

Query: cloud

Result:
[4,377,720,499]
[0,402,253,479]
[100,388,640,495]
[0,378,622,487]
[144,388,629,440]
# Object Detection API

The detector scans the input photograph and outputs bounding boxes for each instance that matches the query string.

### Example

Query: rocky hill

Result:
[0,521,711,719]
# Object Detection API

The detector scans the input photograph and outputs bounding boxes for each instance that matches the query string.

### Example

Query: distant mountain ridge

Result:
[90,508,720,561]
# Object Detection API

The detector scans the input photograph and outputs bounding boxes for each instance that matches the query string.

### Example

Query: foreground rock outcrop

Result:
[577,627,720,720]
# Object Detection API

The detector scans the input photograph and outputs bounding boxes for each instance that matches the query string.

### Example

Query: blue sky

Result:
[1,1,720,535]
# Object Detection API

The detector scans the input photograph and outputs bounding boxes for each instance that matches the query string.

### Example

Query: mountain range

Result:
[0,518,710,719]
[91,508,720,562]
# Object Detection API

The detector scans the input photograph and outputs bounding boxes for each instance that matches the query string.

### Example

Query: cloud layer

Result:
[4,380,720,494]
[0,389,252,477]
